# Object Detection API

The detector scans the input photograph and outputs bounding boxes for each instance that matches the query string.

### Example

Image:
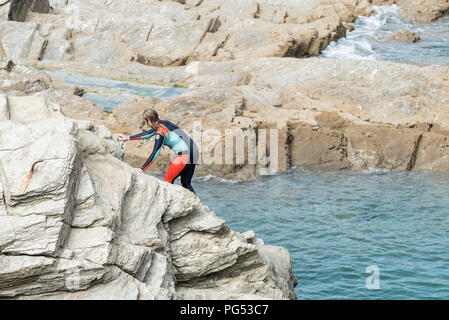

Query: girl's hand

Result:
[117,133,130,141]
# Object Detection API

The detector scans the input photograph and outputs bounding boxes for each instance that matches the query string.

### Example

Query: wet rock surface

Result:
[386,30,421,43]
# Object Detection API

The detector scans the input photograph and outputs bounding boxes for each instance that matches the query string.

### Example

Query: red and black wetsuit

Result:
[129,120,198,194]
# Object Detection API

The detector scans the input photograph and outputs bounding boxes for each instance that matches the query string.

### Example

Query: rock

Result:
[110,96,161,132]
[18,269,156,300]
[0,21,47,61]
[73,87,84,97]
[386,30,421,43]
[0,62,110,122]
[1,0,373,66]
[94,57,449,179]
[397,0,449,24]
[0,92,297,299]
[30,0,49,14]
[176,241,297,300]
[413,126,449,173]
[7,0,48,22]
[0,255,108,297]
[0,63,51,94]
[0,93,8,120]
[372,0,449,24]
[3,3,448,179]
[7,0,33,22]
[238,58,449,173]
[0,58,14,72]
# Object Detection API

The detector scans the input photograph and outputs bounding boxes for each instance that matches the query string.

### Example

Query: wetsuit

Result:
[129,120,198,194]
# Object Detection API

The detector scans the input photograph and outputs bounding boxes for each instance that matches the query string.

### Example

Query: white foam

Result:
[366,168,391,174]
[321,5,401,61]
[195,174,239,184]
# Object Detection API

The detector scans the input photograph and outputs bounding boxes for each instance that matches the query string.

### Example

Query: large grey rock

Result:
[0,21,47,61]
[91,56,449,178]
[7,0,49,22]
[0,93,8,120]
[30,0,49,14]
[8,0,33,22]
[0,63,51,94]
[0,93,297,299]
[1,0,372,66]
[0,255,108,297]
[386,30,421,43]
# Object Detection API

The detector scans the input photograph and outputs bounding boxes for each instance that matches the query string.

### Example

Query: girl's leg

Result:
[164,154,188,183]
[180,164,196,194]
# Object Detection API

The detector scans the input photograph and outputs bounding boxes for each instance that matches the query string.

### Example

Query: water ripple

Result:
[321,5,449,65]
[195,169,449,299]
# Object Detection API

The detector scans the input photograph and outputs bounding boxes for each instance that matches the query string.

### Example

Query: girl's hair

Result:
[142,109,160,127]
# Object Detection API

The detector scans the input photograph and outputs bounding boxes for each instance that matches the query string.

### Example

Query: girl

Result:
[117,109,198,194]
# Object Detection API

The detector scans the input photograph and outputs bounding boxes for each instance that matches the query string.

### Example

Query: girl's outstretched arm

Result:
[141,133,164,171]
[129,128,156,140]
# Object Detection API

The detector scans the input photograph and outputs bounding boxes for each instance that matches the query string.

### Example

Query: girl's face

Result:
[146,119,157,129]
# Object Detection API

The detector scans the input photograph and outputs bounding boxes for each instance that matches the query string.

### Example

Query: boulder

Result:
[30,0,49,14]
[96,57,449,178]
[0,57,14,72]
[0,92,297,299]
[372,0,449,24]
[0,20,47,61]
[2,0,373,66]
[0,63,51,94]
[7,0,49,22]
[7,0,33,22]
[386,30,421,43]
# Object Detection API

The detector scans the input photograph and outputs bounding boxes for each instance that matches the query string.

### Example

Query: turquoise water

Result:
[322,5,449,65]
[46,70,186,111]
[194,169,449,299]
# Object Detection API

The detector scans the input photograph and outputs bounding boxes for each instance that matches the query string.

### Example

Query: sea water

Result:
[194,169,449,299]
[46,70,186,111]
[321,5,449,66]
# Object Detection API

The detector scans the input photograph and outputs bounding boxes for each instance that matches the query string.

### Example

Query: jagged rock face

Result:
[7,0,49,22]
[0,61,51,94]
[0,94,297,299]
[0,0,373,66]
[108,89,280,181]
[0,60,109,123]
[8,0,34,22]
[94,57,449,180]
[30,0,49,14]
[4,57,448,180]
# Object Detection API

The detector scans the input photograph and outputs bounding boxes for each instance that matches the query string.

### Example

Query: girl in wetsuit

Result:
[117,109,198,194]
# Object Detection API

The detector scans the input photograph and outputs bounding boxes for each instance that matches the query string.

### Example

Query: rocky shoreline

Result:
[25,56,449,181]
[1,0,374,65]
[1,0,449,300]
[2,0,447,181]
[0,91,297,299]
[2,1,448,179]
